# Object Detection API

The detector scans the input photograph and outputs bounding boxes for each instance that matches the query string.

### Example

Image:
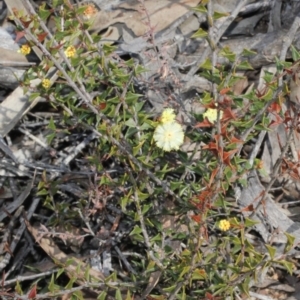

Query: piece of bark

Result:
[175,28,300,74]
[236,170,300,255]
[0,68,25,89]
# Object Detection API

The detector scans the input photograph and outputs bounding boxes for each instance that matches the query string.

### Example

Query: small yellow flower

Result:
[219,219,230,231]
[83,4,97,19]
[154,122,184,151]
[19,44,31,55]
[203,108,223,123]
[64,45,76,58]
[160,108,176,124]
[42,79,51,89]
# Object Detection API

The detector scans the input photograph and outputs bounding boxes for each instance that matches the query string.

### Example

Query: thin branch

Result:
[187,0,250,77]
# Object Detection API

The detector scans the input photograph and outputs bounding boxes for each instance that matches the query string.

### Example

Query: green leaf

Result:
[141,203,151,214]
[219,47,236,62]
[52,0,63,7]
[224,167,233,181]
[263,70,275,83]
[192,5,207,13]
[170,180,183,191]
[133,141,145,156]
[97,291,107,300]
[255,124,269,131]
[137,189,150,201]
[124,118,137,127]
[275,57,285,73]
[182,249,191,257]
[244,217,259,227]
[163,285,176,292]
[15,281,23,295]
[227,75,245,87]
[48,117,56,131]
[134,64,146,75]
[205,252,217,263]
[229,217,240,226]
[47,132,56,145]
[84,264,91,281]
[191,28,208,39]
[238,276,251,296]
[48,274,56,292]
[214,285,231,296]
[39,3,52,20]
[150,233,162,243]
[179,266,190,279]
[236,61,253,70]
[284,232,296,253]
[191,268,207,280]
[278,260,294,275]
[115,289,123,300]
[201,91,213,103]
[105,271,118,284]
[200,58,212,70]
[181,288,187,300]
[125,290,133,300]
[125,92,142,104]
[291,45,300,62]
[265,244,276,259]
[76,5,89,15]
[56,268,65,279]
[135,101,145,112]
[37,188,49,196]
[259,88,273,101]
[213,11,229,19]
[29,92,40,101]
[140,122,152,130]
[102,43,117,54]
[244,238,254,251]
[129,225,142,236]
[73,290,84,300]
[235,253,243,265]
[53,30,71,41]
[242,48,257,56]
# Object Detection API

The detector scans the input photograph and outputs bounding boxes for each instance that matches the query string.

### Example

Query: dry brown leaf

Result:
[289,64,300,105]
[232,76,248,95]
[90,0,200,37]
[25,220,105,284]
[55,224,85,253]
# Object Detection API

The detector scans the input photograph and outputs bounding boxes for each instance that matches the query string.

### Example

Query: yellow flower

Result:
[64,45,76,58]
[83,4,97,19]
[160,108,176,124]
[219,220,230,231]
[19,44,31,55]
[203,108,223,123]
[154,122,184,151]
[42,79,51,89]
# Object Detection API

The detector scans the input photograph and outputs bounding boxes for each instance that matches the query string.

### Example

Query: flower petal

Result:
[160,108,176,124]
[154,122,184,151]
